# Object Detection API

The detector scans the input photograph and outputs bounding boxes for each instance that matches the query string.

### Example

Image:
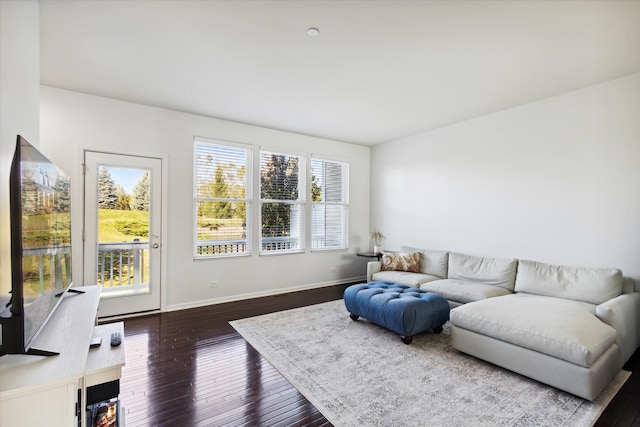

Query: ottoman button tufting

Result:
[344,282,450,344]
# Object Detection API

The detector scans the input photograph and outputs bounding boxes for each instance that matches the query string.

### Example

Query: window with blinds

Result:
[311,157,349,250]
[260,151,305,254]
[194,138,251,258]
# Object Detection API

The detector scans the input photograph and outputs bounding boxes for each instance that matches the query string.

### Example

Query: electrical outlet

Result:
[209,281,219,288]
[329,266,337,273]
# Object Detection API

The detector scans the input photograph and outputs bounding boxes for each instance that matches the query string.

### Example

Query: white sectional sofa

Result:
[366,247,640,401]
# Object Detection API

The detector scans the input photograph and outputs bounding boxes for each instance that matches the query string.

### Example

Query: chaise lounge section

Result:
[365,247,640,400]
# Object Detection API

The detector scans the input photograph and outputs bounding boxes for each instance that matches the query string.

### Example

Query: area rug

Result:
[230,300,630,427]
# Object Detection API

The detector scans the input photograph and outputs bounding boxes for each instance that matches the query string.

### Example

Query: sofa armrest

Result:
[367,261,381,282]
[596,292,640,364]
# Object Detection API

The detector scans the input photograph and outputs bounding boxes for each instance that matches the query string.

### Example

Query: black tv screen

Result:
[0,135,73,356]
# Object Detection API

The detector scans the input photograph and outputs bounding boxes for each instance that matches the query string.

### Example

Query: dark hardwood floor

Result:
[108,284,640,427]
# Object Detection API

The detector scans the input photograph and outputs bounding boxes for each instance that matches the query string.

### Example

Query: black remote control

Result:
[110,331,121,347]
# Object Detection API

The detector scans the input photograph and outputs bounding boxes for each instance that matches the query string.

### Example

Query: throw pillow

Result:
[381,252,420,273]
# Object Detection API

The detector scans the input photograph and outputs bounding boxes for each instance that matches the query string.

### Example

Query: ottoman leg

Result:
[401,335,413,345]
[433,325,444,334]
[350,313,359,321]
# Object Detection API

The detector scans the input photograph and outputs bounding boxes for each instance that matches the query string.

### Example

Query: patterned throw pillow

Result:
[381,252,420,273]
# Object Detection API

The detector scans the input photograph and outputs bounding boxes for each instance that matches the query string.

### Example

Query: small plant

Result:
[370,228,385,247]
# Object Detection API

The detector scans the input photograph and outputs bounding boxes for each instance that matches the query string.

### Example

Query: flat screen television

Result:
[0,135,76,356]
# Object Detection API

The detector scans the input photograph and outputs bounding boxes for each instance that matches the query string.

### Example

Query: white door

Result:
[84,151,162,317]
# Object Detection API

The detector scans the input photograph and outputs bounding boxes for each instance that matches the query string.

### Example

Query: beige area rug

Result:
[230,300,630,427]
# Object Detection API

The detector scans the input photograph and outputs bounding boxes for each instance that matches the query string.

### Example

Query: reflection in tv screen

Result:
[19,141,72,345]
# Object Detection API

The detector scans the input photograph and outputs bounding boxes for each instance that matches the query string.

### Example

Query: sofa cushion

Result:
[381,252,420,273]
[401,246,449,278]
[515,259,623,305]
[450,294,617,367]
[448,252,518,291]
[420,279,512,304]
[372,271,441,287]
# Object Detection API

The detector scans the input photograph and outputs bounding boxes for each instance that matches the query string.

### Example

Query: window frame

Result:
[193,137,252,259]
[310,155,349,251]
[259,149,306,255]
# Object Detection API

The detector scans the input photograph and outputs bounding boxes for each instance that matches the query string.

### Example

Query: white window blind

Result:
[260,151,305,253]
[194,139,251,258]
[311,157,349,250]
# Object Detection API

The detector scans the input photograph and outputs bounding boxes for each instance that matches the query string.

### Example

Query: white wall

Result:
[0,0,40,295]
[40,87,370,310]
[371,73,640,283]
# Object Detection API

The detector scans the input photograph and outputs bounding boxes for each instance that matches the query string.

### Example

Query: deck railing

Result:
[97,240,148,288]
[196,237,330,256]
[23,244,72,292]
[24,241,149,290]
[196,239,247,256]
[25,236,331,290]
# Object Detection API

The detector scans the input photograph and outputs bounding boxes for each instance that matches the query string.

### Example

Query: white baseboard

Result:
[98,309,161,322]
[165,276,366,312]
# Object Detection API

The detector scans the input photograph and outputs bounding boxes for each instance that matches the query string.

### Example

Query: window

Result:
[311,157,349,250]
[260,151,305,254]
[194,138,251,258]
[194,139,350,258]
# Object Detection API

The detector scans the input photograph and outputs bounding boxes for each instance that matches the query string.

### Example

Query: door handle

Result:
[153,243,160,249]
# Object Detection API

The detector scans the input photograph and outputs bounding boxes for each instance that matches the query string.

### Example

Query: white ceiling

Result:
[39,0,640,146]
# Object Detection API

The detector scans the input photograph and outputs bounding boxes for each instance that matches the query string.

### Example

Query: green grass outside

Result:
[99,209,150,242]
[98,209,150,288]
[197,217,245,241]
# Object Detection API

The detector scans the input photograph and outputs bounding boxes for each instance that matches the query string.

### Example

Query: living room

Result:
[1,1,639,426]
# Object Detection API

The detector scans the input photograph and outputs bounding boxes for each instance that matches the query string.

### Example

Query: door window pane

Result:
[97,166,150,295]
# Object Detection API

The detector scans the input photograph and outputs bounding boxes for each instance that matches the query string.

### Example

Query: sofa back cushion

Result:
[448,252,518,291]
[401,246,449,279]
[515,259,622,305]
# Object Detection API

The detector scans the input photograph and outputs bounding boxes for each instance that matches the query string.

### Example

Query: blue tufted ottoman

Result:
[344,281,450,344]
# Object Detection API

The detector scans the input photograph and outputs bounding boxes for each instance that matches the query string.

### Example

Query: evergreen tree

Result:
[52,176,72,244]
[211,165,232,218]
[197,163,247,220]
[232,165,246,221]
[115,185,131,210]
[98,167,118,209]
[53,176,71,213]
[131,171,150,211]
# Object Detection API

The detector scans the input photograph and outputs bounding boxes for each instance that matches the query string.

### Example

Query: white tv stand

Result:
[0,285,125,426]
